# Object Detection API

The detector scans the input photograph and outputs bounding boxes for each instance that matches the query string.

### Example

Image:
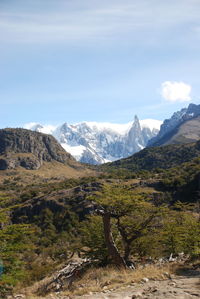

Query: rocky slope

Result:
[0,128,78,170]
[148,103,200,147]
[25,117,162,164]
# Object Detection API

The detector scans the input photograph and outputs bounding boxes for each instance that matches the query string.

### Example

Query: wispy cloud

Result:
[0,0,200,45]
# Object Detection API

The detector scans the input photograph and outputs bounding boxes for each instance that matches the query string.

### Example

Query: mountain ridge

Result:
[105,140,200,172]
[148,103,200,147]
[24,117,162,164]
[0,128,79,170]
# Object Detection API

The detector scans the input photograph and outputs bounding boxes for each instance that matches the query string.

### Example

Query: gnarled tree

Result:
[88,183,160,268]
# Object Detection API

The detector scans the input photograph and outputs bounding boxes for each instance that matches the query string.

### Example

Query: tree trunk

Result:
[124,242,131,262]
[102,212,127,268]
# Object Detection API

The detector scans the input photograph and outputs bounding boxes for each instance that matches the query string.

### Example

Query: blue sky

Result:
[0,0,200,127]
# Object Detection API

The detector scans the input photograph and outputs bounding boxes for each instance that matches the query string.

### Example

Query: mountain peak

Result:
[148,103,200,147]
[23,118,161,164]
[134,115,139,122]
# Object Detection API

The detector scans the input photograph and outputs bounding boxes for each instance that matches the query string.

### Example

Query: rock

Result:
[189,292,200,296]
[102,280,111,286]
[0,128,76,170]
[149,286,158,293]
[169,253,177,262]
[14,295,26,299]
[168,282,176,287]
[141,277,149,283]
[132,291,143,298]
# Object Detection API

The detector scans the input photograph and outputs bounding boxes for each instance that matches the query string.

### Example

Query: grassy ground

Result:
[0,160,96,185]
[22,264,174,298]
[64,264,173,297]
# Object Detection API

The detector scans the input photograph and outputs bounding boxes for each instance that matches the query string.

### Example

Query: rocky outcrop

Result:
[0,128,76,170]
[148,103,200,147]
[0,154,41,170]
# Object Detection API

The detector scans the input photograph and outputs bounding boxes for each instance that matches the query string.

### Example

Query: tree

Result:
[0,207,34,297]
[80,215,109,265]
[87,184,160,268]
[162,206,200,256]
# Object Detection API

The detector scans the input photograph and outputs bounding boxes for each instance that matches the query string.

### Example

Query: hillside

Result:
[0,128,96,183]
[1,148,200,297]
[0,128,79,170]
[105,140,200,172]
[149,116,200,147]
[148,103,200,147]
[1,128,200,299]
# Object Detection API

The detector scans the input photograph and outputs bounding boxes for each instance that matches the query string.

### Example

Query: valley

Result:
[2,0,200,297]
[0,104,200,298]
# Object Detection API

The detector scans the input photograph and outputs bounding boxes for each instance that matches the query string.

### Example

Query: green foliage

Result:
[159,209,200,256]
[104,141,200,172]
[80,216,109,265]
[85,184,164,262]
[0,156,200,295]
[0,208,35,296]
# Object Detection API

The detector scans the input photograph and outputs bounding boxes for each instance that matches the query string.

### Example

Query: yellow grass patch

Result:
[0,160,96,185]
[62,264,173,296]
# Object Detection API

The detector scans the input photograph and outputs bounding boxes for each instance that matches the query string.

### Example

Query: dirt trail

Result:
[13,267,200,299]
[73,268,200,299]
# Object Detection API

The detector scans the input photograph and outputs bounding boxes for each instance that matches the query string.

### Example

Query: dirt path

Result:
[73,268,200,299]
[13,267,200,299]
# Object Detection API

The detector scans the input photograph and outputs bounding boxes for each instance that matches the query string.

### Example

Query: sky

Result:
[0,0,200,128]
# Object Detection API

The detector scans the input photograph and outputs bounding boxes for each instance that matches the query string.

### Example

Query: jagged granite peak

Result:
[0,128,76,170]
[126,115,144,154]
[24,117,162,165]
[148,103,200,147]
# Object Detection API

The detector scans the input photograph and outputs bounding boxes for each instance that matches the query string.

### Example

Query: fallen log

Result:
[37,259,92,295]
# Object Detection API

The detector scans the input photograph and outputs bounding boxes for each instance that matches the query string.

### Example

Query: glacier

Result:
[24,116,162,165]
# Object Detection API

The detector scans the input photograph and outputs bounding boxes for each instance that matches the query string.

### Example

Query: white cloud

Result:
[161,81,192,102]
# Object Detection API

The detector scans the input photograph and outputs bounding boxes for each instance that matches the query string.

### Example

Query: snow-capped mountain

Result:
[24,117,162,164]
[148,103,200,146]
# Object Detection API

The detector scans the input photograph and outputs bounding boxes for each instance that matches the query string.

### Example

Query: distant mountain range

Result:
[148,103,200,146]
[106,103,200,171]
[25,117,162,164]
[1,103,197,166]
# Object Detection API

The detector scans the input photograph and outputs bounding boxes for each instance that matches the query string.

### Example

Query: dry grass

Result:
[16,263,176,298]
[62,264,173,296]
[0,160,96,185]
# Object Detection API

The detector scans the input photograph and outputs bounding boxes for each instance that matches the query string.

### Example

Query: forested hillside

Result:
[105,140,200,172]
[1,154,200,297]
